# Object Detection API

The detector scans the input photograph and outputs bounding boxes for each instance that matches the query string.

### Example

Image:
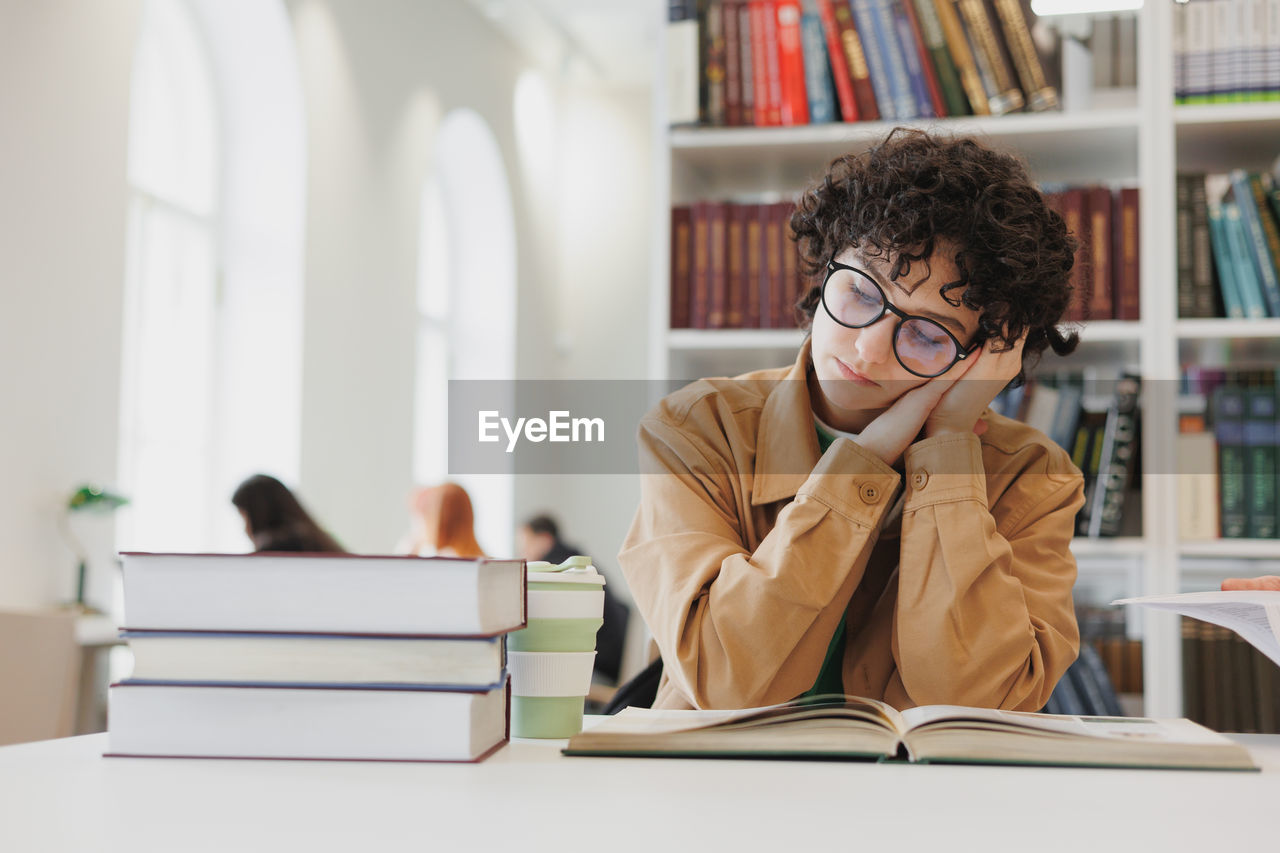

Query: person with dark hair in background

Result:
[232,474,345,553]
[621,129,1085,712]
[519,513,629,688]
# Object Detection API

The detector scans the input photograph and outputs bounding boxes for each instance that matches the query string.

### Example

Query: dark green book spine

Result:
[911,0,970,115]
[1214,384,1249,538]
[1243,385,1278,539]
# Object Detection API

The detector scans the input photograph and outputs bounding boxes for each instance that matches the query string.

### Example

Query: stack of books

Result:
[105,552,526,762]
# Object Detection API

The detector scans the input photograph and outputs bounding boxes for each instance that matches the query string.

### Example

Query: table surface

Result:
[1,726,1277,852]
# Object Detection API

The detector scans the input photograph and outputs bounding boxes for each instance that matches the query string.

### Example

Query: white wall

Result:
[0,0,141,607]
[0,0,653,608]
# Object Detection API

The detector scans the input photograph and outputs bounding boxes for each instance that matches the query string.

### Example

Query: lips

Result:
[835,358,879,387]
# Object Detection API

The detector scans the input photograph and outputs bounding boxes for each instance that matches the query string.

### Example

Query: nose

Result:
[853,314,895,365]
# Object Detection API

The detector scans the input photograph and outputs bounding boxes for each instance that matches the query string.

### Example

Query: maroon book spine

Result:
[707,202,729,328]
[726,202,748,327]
[1087,186,1114,321]
[1114,186,1141,321]
[670,206,692,329]
[691,201,712,329]
[745,204,765,328]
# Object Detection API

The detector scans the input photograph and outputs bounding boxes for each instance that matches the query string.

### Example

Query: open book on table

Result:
[1113,590,1280,668]
[564,695,1256,771]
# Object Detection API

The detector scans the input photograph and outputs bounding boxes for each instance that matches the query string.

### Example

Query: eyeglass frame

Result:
[819,259,982,378]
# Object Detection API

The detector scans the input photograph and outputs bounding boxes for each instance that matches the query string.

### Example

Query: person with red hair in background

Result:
[400,482,486,558]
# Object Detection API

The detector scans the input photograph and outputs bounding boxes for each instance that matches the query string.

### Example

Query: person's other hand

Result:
[1221,575,1280,591]
[924,334,1027,439]
[855,343,983,467]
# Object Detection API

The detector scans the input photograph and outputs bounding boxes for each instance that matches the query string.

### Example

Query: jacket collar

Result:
[752,337,822,506]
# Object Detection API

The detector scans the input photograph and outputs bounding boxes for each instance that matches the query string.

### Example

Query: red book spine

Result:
[774,0,811,125]
[708,202,729,328]
[749,2,774,126]
[833,1,881,120]
[745,207,764,328]
[1058,187,1089,323]
[764,202,785,327]
[670,206,692,329]
[1114,187,1141,320]
[778,201,802,327]
[1087,186,1114,321]
[726,203,748,327]
[759,0,784,125]
[816,0,860,121]
[691,201,712,328]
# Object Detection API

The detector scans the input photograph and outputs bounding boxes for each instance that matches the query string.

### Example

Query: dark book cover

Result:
[890,0,940,117]
[1213,383,1249,539]
[1086,185,1114,321]
[932,0,990,114]
[989,0,1058,110]
[670,205,693,329]
[833,0,881,119]
[1176,174,1196,318]
[723,0,744,125]
[726,203,749,328]
[1242,385,1278,539]
[955,0,1024,113]
[1113,186,1140,321]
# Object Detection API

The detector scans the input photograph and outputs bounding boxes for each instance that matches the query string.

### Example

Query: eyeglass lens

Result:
[824,267,958,377]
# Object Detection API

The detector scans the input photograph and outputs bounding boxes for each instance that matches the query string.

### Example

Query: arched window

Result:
[415,109,517,556]
[119,0,305,558]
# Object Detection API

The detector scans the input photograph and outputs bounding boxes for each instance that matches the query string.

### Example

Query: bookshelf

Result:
[651,2,1280,718]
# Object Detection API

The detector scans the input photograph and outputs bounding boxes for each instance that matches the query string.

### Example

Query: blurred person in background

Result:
[401,482,485,558]
[232,474,345,553]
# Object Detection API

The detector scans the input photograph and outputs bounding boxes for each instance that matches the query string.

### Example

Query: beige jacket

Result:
[620,340,1084,712]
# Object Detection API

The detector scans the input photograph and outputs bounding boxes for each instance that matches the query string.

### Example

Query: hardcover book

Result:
[119,552,527,636]
[564,695,1256,770]
[106,680,510,762]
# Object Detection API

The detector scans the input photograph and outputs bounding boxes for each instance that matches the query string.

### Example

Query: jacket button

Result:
[912,471,929,490]
[859,483,879,504]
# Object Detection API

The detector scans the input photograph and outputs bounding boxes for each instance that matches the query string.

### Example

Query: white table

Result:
[1,728,1276,852]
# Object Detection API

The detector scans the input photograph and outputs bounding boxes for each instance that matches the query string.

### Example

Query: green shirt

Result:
[801,421,848,698]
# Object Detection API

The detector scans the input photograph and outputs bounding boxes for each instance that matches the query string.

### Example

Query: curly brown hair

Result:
[790,128,1079,385]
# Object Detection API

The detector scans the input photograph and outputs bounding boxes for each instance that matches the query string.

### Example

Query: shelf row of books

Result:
[1182,618,1280,734]
[668,183,1138,330]
[1174,0,1280,105]
[667,0,1060,128]
[1180,368,1280,540]
[1077,605,1144,698]
[1045,184,1141,322]
[670,200,808,329]
[1176,168,1280,319]
[105,552,527,762]
[992,372,1141,540]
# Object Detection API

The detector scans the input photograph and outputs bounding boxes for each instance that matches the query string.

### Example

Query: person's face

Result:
[807,245,981,432]
[517,526,553,562]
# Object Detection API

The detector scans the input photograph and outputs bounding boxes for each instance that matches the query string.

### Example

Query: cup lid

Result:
[526,555,605,586]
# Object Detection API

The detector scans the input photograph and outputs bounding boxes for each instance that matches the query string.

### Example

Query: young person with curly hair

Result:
[620,129,1086,712]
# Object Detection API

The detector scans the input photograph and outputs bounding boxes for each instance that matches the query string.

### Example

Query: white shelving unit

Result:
[650,2,1280,717]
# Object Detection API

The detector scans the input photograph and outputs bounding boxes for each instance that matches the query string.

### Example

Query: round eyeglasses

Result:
[820,261,980,378]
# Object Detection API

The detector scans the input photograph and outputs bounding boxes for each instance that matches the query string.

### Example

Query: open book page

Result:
[1113,591,1280,667]
[901,705,1234,745]
[564,696,908,759]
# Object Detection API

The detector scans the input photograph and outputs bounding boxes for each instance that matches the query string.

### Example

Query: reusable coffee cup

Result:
[507,555,605,738]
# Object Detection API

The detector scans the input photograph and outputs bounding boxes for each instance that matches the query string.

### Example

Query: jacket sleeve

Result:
[893,431,1085,711]
[619,411,900,709]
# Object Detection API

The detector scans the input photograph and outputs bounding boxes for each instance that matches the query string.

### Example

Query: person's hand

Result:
[1221,576,1280,591]
[924,334,1027,439]
[854,345,983,467]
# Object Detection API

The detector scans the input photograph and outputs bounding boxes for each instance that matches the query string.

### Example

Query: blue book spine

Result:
[800,10,838,124]
[1229,169,1280,316]
[1223,201,1269,318]
[851,0,899,119]
[867,0,918,118]
[1207,198,1247,318]
[889,0,934,118]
